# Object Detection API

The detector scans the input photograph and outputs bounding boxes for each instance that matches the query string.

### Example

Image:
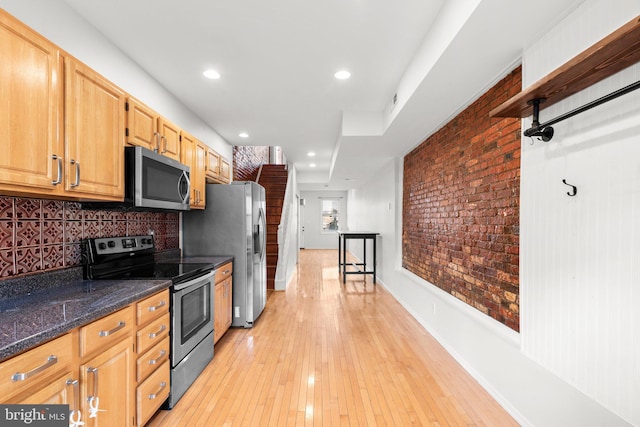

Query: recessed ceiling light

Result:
[334,70,351,80]
[239,132,249,138]
[203,69,221,80]
[309,163,316,168]
[307,151,316,157]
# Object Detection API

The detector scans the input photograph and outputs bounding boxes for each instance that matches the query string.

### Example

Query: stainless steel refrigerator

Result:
[182,181,267,328]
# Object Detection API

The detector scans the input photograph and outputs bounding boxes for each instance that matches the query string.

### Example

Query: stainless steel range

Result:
[83,235,215,409]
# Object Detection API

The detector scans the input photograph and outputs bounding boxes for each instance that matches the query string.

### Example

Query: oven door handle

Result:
[172,270,214,291]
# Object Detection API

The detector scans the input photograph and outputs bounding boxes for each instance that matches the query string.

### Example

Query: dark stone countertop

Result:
[0,256,233,363]
[0,277,171,362]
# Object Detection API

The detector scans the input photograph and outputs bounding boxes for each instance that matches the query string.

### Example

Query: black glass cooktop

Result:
[101,262,214,284]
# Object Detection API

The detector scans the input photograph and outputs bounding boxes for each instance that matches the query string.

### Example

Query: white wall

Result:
[0,0,232,160]
[520,0,640,424]
[299,191,348,249]
[347,1,638,424]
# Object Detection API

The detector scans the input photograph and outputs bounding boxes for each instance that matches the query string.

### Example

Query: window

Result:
[321,199,340,231]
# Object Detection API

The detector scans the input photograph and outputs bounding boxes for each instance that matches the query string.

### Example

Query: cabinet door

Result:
[126,97,158,152]
[220,158,231,183]
[193,140,207,209]
[205,148,221,182]
[65,58,125,200]
[223,277,233,331]
[158,117,180,161]
[214,281,224,343]
[12,371,75,405]
[80,337,134,427]
[0,11,64,196]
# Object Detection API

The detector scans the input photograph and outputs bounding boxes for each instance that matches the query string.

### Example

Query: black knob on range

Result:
[107,240,116,248]
[98,242,107,250]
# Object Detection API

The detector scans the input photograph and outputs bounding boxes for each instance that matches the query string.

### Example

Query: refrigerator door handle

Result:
[254,207,266,260]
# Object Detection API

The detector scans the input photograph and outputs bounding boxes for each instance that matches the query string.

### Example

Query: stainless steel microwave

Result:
[124,146,191,211]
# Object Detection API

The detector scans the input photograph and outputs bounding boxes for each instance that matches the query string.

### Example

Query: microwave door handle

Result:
[178,171,191,203]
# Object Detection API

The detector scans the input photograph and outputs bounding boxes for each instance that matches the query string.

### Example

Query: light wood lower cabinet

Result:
[80,336,134,427]
[0,289,171,427]
[214,262,233,344]
[135,290,170,427]
[0,333,75,404]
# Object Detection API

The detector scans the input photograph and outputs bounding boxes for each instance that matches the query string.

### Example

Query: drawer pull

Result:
[11,355,58,382]
[147,300,166,312]
[223,269,230,275]
[148,350,167,365]
[99,321,126,337]
[148,324,167,339]
[149,382,167,400]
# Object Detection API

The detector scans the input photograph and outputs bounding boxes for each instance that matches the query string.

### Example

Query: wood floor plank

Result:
[147,249,517,427]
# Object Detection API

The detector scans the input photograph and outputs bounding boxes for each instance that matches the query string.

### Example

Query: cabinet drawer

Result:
[136,289,169,326]
[0,334,73,402]
[137,360,170,427]
[137,336,169,383]
[136,313,170,355]
[215,262,233,283]
[79,306,133,358]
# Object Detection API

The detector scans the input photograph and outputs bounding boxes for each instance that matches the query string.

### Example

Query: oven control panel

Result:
[91,235,155,255]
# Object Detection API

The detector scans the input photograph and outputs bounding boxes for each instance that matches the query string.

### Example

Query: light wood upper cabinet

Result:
[126,97,159,152]
[205,147,231,184]
[65,57,125,200]
[158,117,181,161]
[180,130,206,209]
[220,157,231,183]
[0,10,65,197]
[205,147,221,179]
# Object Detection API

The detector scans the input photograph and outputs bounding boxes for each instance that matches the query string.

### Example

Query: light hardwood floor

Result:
[147,249,517,426]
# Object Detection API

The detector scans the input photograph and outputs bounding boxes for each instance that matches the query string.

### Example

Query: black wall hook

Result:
[562,179,577,196]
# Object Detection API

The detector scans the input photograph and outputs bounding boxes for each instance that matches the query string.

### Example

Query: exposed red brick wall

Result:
[403,66,521,331]
[233,146,270,181]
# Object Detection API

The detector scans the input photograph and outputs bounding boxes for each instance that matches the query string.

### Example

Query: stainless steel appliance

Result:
[84,146,191,211]
[182,181,267,328]
[83,235,214,409]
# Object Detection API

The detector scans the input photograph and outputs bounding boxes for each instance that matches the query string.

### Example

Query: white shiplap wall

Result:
[521,1,640,424]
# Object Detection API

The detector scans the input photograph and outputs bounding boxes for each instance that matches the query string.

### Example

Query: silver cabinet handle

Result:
[148,324,166,339]
[11,355,58,381]
[51,155,63,185]
[70,159,80,187]
[153,132,161,152]
[148,350,166,365]
[99,321,126,337]
[87,367,99,403]
[147,300,166,312]
[148,382,166,400]
[161,135,168,154]
[66,379,79,415]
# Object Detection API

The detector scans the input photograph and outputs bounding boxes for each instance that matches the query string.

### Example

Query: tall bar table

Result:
[337,231,379,284]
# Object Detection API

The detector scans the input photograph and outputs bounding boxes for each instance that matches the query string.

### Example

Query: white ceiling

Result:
[62,0,583,191]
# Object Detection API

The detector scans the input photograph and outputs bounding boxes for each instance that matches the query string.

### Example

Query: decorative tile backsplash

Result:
[0,197,179,278]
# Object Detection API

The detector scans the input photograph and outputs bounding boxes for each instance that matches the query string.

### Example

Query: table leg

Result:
[337,233,341,274]
[373,236,377,284]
